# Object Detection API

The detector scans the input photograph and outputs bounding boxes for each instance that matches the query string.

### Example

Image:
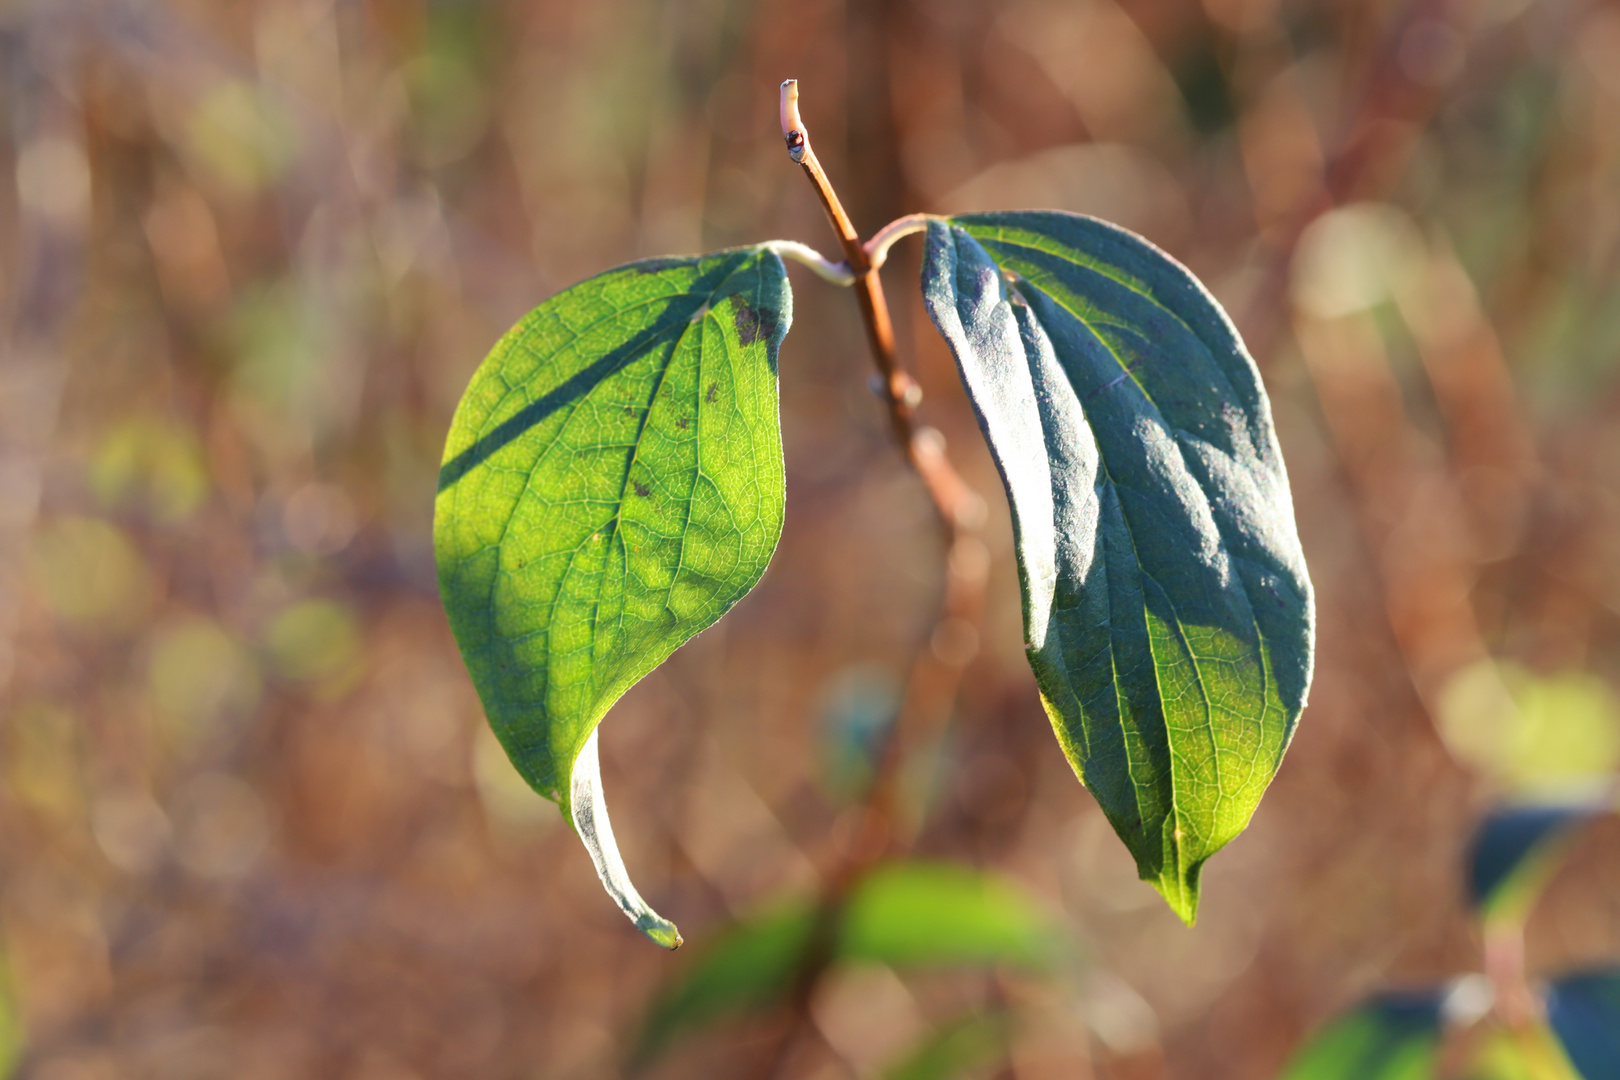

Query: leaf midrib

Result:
[472,255,764,766]
[995,238,1277,860]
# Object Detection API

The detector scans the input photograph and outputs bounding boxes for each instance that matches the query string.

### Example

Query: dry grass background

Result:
[2,0,1620,1077]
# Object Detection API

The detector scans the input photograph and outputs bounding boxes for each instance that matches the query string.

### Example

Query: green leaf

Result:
[880,1013,1009,1080]
[1547,968,1620,1080]
[920,212,1314,923]
[841,861,1062,971]
[0,947,22,1077]
[632,861,1061,1065]
[435,247,792,947]
[1279,993,1445,1080]
[1462,1025,1587,1080]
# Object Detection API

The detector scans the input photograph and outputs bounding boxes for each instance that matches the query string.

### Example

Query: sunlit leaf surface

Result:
[921,212,1314,922]
[435,247,792,947]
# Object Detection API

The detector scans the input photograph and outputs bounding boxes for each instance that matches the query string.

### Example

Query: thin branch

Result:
[777,80,981,534]
[757,80,990,1080]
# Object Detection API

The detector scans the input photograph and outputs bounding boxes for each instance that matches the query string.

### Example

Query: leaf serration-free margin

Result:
[435,245,793,947]
[920,212,1314,923]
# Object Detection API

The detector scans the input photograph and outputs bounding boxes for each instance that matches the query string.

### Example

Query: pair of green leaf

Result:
[433,211,1315,943]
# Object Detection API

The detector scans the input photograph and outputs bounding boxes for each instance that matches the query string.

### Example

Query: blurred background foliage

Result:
[2,0,1619,1077]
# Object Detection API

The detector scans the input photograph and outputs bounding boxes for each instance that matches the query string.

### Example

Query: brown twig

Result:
[755,80,991,1080]
[779,81,980,534]
[777,79,986,844]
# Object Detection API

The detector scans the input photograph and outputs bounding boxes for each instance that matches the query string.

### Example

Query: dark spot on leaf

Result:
[705,383,718,403]
[733,296,778,345]
[676,417,690,429]
[624,404,635,415]
[633,481,651,497]
[634,257,686,275]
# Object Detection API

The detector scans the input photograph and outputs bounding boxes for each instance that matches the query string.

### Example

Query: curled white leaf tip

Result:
[570,728,682,949]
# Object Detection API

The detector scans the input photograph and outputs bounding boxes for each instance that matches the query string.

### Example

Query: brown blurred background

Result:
[3,0,1620,1077]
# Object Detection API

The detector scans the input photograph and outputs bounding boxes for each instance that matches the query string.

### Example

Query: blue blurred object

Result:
[1465,802,1604,913]
[1546,968,1620,1080]
[818,664,902,799]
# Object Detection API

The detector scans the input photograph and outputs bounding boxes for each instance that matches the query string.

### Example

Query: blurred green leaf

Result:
[264,599,362,692]
[0,946,22,1077]
[1546,968,1620,1080]
[634,861,1059,1066]
[1467,802,1607,923]
[89,418,209,524]
[1279,993,1444,1080]
[148,616,261,749]
[3,700,82,819]
[880,1013,1009,1080]
[29,516,155,633]
[633,900,817,1066]
[921,212,1314,924]
[403,52,492,169]
[842,861,1061,971]
[184,80,298,193]
[1464,1029,1574,1080]
[1438,660,1620,793]
[222,281,330,420]
[435,247,792,948]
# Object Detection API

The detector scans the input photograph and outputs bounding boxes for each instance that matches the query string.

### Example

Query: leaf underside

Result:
[921,212,1314,923]
[435,246,792,947]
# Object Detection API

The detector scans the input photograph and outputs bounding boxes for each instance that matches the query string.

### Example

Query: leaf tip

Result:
[639,915,683,950]
[1148,866,1201,927]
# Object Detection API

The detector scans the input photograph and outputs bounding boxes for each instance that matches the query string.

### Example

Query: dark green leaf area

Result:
[1279,994,1444,1080]
[435,247,790,806]
[1547,968,1620,1080]
[1467,802,1604,918]
[920,213,1314,923]
[633,862,1060,1065]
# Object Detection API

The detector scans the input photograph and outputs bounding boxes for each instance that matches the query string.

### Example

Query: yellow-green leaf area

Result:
[435,246,791,944]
